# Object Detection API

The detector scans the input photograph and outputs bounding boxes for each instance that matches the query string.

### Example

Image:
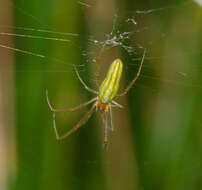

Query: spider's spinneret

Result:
[98,59,123,103]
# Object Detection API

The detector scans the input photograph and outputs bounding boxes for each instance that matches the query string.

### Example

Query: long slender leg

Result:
[74,66,98,94]
[46,89,97,112]
[102,111,111,149]
[103,123,108,149]
[112,100,124,109]
[53,104,96,140]
[109,106,114,131]
[119,49,146,96]
[95,43,106,87]
[94,31,118,87]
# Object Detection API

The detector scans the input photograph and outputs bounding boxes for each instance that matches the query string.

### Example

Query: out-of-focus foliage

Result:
[0,0,202,190]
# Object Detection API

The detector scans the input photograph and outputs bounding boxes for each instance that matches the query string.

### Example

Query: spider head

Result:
[96,99,110,112]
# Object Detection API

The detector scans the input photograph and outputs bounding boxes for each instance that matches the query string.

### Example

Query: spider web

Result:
[1,0,202,189]
[0,0,200,147]
[0,0,200,144]
[0,0,200,94]
[0,0,200,89]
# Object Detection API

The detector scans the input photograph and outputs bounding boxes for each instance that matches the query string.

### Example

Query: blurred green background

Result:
[0,0,202,190]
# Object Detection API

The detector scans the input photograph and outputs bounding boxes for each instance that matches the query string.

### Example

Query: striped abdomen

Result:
[98,59,123,103]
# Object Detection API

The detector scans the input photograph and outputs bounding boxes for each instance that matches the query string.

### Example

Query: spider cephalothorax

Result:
[96,100,110,112]
[46,48,146,147]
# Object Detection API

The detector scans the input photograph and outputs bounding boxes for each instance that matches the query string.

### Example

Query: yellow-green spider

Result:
[46,47,146,147]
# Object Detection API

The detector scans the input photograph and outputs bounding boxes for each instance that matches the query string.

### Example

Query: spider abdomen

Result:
[98,59,123,103]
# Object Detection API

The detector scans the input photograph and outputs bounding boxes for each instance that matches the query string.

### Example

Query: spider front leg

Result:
[101,110,112,149]
[119,49,146,97]
[109,105,114,131]
[46,89,97,112]
[112,101,124,109]
[53,104,96,140]
[46,90,97,140]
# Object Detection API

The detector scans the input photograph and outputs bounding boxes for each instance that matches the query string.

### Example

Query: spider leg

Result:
[46,89,97,112]
[74,66,98,94]
[102,111,111,149]
[112,100,124,109]
[95,43,106,87]
[53,103,96,140]
[103,123,108,150]
[118,49,146,97]
[94,33,119,87]
[109,105,114,131]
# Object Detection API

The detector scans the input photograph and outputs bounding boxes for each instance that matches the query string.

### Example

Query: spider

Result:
[46,46,146,148]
